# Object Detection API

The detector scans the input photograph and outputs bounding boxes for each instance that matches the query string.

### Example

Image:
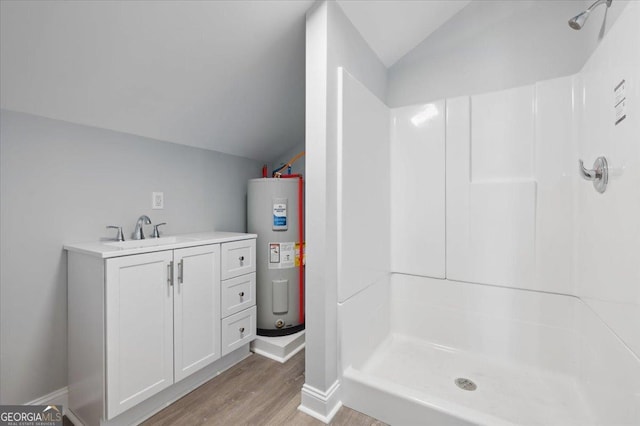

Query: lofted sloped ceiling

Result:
[1,1,471,161]
[0,0,313,162]
[337,0,472,67]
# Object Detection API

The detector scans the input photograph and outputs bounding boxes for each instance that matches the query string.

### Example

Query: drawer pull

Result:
[239,255,245,262]
[239,291,245,297]
[167,262,173,287]
[239,327,245,333]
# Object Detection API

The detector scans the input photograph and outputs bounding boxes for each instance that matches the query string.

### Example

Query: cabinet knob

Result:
[239,256,245,262]
[239,327,245,333]
[239,291,245,297]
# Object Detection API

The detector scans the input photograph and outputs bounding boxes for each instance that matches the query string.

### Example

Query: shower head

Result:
[568,11,589,30]
[568,0,612,30]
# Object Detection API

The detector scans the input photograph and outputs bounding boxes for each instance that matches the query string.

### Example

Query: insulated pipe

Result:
[279,174,304,323]
[273,151,305,177]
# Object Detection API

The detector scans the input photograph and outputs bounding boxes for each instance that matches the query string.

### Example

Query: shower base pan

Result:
[345,335,591,425]
[341,275,640,425]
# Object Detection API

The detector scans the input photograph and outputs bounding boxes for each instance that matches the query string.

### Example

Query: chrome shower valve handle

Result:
[579,157,608,193]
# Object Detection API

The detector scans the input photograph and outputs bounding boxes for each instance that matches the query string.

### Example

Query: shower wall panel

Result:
[445,81,576,293]
[470,86,535,182]
[446,93,537,289]
[390,102,446,278]
[339,276,390,371]
[576,0,640,358]
[533,75,577,294]
[338,68,390,303]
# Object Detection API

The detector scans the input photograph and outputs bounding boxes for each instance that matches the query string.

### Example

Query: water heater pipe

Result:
[279,173,304,323]
[273,151,305,177]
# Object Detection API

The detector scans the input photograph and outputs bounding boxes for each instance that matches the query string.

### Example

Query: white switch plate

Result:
[152,192,164,209]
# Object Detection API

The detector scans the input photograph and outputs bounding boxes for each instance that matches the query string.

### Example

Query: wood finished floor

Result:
[140,349,385,426]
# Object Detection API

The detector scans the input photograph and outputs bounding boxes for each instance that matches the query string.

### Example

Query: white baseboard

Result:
[26,386,68,407]
[250,330,305,364]
[298,380,342,424]
[26,387,84,425]
[252,344,305,363]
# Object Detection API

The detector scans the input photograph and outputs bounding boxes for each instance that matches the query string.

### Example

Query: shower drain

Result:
[454,378,477,391]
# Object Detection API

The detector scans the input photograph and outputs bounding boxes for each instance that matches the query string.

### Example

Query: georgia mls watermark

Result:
[0,405,62,426]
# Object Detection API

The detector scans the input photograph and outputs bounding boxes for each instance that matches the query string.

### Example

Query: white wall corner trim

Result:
[298,380,342,424]
[26,387,84,425]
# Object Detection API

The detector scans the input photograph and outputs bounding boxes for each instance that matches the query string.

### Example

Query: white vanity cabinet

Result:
[173,245,221,382]
[220,240,257,356]
[65,232,256,426]
[105,251,175,418]
[106,246,222,418]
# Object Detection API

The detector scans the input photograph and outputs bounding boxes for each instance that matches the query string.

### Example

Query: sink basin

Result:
[104,236,195,249]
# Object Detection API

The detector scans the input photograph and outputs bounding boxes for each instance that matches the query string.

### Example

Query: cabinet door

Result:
[173,244,221,382]
[105,251,174,419]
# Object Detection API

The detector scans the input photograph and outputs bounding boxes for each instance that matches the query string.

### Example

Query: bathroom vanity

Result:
[64,232,256,426]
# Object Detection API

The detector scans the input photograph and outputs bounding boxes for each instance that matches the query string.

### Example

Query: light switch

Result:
[152,192,164,209]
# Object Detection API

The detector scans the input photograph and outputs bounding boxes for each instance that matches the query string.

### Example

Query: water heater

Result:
[248,178,304,336]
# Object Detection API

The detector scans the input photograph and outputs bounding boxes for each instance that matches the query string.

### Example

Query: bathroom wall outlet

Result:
[152,192,164,209]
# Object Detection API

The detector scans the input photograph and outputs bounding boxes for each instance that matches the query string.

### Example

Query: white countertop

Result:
[64,231,257,259]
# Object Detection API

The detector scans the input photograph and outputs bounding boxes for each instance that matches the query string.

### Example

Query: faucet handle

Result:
[106,226,125,242]
[151,223,166,238]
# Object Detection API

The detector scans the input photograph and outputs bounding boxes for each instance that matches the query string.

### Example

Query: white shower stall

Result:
[311,2,640,424]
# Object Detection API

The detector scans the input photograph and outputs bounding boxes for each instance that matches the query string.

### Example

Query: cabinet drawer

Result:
[221,306,256,356]
[221,273,256,318]
[221,239,256,280]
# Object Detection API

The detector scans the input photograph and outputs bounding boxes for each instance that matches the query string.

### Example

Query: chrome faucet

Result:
[132,215,152,240]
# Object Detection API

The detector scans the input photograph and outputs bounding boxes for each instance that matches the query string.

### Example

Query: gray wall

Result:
[328,1,387,103]
[0,109,261,404]
[387,0,631,107]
